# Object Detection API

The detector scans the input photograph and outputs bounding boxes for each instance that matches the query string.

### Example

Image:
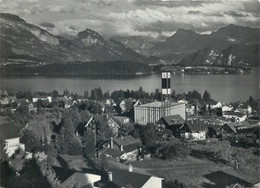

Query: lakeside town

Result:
[0,0,259,187]
[0,83,259,187]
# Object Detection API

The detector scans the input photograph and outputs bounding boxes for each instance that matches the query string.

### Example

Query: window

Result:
[15,149,20,155]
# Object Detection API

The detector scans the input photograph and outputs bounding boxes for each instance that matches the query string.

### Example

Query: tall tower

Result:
[161,71,171,116]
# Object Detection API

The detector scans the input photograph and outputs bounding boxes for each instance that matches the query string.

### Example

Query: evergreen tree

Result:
[84,90,89,98]
[104,90,110,99]
[203,90,211,102]
[82,129,96,158]
[57,117,82,155]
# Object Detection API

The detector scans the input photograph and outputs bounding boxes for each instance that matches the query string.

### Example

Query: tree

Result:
[171,90,176,100]
[90,87,103,101]
[82,129,96,158]
[154,141,190,160]
[111,90,124,104]
[89,102,103,114]
[1,159,52,188]
[124,89,131,99]
[138,86,145,99]
[104,90,110,99]
[63,89,70,97]
[51,90,59,99]
[154,89,161,101]
[20,127,42,152]
[84,90,89,98]
[38,144,58,165]
[140,124,158,147]
[16,90,32,100]
[56,117,82,155]
[203,90,211,102]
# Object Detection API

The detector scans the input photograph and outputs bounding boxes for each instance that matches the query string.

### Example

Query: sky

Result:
[0,0,259,39]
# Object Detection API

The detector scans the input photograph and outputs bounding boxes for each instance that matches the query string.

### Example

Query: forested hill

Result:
[0,61,153,76]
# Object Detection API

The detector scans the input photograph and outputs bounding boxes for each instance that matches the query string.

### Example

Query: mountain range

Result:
[0,13,147,65]
[116,25,259,66]
[0,13,259,68]
[151,25,260,66]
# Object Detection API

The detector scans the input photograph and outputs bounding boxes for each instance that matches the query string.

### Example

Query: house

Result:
[161,115,185,136]
[235,105,252,115]
[77,98,89,103]
[207,125,223,138]
[107,115,121,137]
[28,103,37,112]
[207,100,222,109]
[55,165,164,188]
[4,137,32,171]
[96,167,163,188]
[113,116,130,124]
[222,105,233,112]
[4,137,25,158]
[177,99,188,104]
[133,98,155,107]
[119,98,136,113]
[97,147,125,160]
[186,104,196,116]
[222,111,247,122]
[64,99,77,109]
[247,115,260,126]
[222,121,252,134]
[32,96,52,103]
[0,89,8,97]
[239,104,252,114]
[180,120,207,141]
[105,99,116,106]
[53,166,102,188]
[1,96,16,105]
[85,114,121,137]
[106,136,141,161]
[252,182,260,188]
[14,98,29,106]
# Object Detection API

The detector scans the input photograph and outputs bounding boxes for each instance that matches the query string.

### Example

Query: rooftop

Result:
[186,121,207,132]
[99,147,125,158]
[225,121,251,128]
[136,101,183,108]
[107,168,157,188]
[207,99,218,105]
[162,115,185,126]
[223,111,245,118]
[114,135,140,147]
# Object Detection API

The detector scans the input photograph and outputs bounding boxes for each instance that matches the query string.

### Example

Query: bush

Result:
[154,141,190,160]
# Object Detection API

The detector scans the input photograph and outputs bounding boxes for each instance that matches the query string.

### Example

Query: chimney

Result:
[110,137,113,149]
[128,164,133,172]
[108,172,112,182]
[120,145,123,151]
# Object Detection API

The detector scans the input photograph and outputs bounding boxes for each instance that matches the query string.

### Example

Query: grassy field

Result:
[131,156,259,187]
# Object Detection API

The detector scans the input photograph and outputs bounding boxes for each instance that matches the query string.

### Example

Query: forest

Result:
[0,61,153,76]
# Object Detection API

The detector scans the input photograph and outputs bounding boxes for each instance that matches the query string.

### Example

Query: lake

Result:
[0,68,259,103]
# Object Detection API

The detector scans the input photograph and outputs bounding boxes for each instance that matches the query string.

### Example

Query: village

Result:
[0,84,260,188]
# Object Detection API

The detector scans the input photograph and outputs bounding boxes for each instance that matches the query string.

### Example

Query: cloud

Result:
[0,0,259,39]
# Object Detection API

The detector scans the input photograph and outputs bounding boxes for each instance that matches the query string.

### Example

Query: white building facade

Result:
[134,102,185,125]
